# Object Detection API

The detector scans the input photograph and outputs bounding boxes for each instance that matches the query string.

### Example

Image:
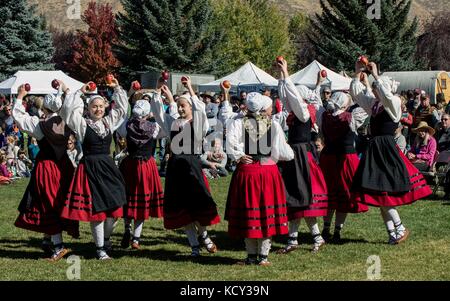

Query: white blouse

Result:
[12,91,62,140]
[278,78,311,123]
[226,118,294,163]
[350,78,402,122]
[60,87,129,142]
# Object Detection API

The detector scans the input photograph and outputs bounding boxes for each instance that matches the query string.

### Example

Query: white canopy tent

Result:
[290,60,352,91]
[0,70,89,95]
[198,62,278,92]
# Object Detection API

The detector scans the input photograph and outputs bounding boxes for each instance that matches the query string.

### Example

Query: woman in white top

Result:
[225,90,294,266]
[350,61,431,244]
[60,78,128,260]
[152,77,220,258]
[13,83,78,262]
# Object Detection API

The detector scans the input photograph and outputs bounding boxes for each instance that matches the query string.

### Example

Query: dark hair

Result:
[18,150,26,156]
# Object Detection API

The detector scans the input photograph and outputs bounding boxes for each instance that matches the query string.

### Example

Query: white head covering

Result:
[296,85,321,104]
[378,76,400,94]
[245,92,272,114]
[132,99,151,118]
[43,94,62,112]
[177,94,192,106]
[87,95,108,107]
[327,92,350,112]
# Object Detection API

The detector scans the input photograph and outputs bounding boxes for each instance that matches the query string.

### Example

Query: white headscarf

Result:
[326,92,350,113]
[378,76,400,94]
[43,94,62,112]
[132,99,151,118]
[245,92,272,114]
[87,95,108,107]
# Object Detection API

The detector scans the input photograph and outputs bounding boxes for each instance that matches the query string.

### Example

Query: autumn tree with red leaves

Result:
[65,1,120,83]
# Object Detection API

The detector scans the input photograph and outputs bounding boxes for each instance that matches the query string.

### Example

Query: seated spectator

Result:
[114,136,128,166]
[313,135,325,158]
[435,113,450,152]
[0,154,12,184]
[16,150,32,178]
[201,138,228,179]
[394,124,407,154]
[400,97,413,140]
[67,134,82,168]
[413,95,439,129]
[2,135,19,167]
[27,137,40,163]
[0,126,5,148]
[407,122,437,172]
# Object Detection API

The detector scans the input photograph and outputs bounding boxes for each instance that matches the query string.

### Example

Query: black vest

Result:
[244,125,272,158]
[370,109,398,137]
[127,138,155,160]
[82,126,112,156]
[36,137,57,160]
[322,112,356,154]
[288,115,311,144]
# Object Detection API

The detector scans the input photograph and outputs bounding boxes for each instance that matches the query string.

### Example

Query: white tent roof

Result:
[0,70,88,95]
[290,60,352,91]
[198,62,278,92]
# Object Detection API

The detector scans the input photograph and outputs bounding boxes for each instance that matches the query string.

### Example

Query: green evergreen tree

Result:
[309,0,419,72]
[211,0,293,76]
[115,0,221,80]
[0,0,54,81]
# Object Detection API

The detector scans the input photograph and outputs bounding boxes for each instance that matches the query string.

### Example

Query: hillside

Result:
[28,0,443,32]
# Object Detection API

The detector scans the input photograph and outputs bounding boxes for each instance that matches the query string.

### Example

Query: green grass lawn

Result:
[0,177,449,281]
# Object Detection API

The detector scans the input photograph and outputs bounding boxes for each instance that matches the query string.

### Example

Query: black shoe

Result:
[41,239,53,256]
[332,231,342,244]
[322,229,331,242]
[121,230,131,248]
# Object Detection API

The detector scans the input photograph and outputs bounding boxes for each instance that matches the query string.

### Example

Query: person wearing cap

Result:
[408,121,437,172]
[12,83,79,262]
[152,76,220,258]
[276,58,329,254]
[60,78,128,260]
[351,60,431,245]
[319,92,369,243]
[413,94,439,129]
[225,91,294,266]
[118,98,166,250]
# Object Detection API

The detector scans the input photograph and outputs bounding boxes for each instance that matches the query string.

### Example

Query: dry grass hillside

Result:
[28,0,443,31]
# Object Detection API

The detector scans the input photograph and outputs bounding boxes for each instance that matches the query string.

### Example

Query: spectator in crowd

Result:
[1,105,14,135]
[16,150,32,178]
[321,86,332,109]
[413,95,439,129]
[408,121,437,172]
[201,138,228,179]
[406,90,417,114]
[202,92,219,133]
[435,113,450,152]
[394,124,407,154]
[0,126,6,148]
[400,97,413,144]
[313,136,325,158]
[2,135,19,168]
[0,154,12,185]
[272,99,288,133]
[113,136,128,166]
[27,137,40,164]
[67,134,82,168]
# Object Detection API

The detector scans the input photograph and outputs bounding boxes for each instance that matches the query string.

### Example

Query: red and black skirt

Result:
[15,157,79,238]
[280,143,328,220]
[225,161,289,238]
[61,156,125,222]
[120,156,164,220]
[320,153,369,213]
[352,135,432,207]
[163,154,220,229]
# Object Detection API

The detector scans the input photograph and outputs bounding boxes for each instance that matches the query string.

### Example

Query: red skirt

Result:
[120,157,164,220]
[225,162,289,239]
[288,152,328,220]
[61,163,123,222]
[358,150,432,207]
[15,159,79,237]
[320,153,369,213]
